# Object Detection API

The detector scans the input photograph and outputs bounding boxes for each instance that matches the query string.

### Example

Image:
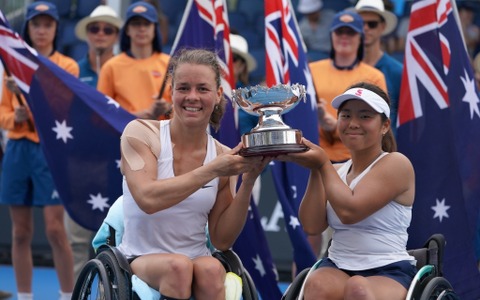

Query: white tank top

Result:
[327,153,415,270]
[118,120,219,259]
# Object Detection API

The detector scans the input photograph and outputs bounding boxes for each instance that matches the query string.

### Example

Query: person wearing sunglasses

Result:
[97,1,171,120]
[75,5,122,88]
[0,2,79,299]
[355,0,403,138]
[306,10,387,267]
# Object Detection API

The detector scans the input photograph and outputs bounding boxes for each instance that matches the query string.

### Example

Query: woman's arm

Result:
[207,156,271,251]
[319,152,415,224]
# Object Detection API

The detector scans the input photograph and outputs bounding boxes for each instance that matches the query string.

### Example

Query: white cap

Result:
[332,87,390,118]
[230,34,257,72]
[297,0,323,14]
[355,0,397,35]
[75,5,123,41]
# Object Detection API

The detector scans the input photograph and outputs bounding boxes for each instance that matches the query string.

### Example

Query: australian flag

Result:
[0,11,135,231]
[264,0,320,273]
[171,1,282,298]
[397,0,480,298]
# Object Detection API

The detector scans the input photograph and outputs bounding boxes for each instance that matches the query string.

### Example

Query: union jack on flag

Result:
[264,0,319,273]
[0,11,135,231]
[171,1,282,298]
[397,0,480,298]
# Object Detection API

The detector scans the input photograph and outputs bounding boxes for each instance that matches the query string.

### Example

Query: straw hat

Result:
[75,5,123,41]
[355,0,398,36]
[297,0,323,14]
[230,34,257,72]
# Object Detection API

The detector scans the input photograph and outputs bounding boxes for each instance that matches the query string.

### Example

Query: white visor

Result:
[331,87,390,118]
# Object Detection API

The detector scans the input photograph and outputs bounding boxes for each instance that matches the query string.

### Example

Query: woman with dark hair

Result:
[97,1,171,120]
[277,82,415,300]
[0,2,77,299]
[118,48,270,299]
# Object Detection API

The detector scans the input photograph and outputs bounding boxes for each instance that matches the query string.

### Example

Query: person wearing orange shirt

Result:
[0,2,78,300]
[97,1,171,119]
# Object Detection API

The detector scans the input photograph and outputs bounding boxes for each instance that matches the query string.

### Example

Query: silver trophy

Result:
[232,83,309,156]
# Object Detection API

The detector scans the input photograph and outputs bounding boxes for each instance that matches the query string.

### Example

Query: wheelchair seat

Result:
[282,233,459,300]
[73,196,258,300]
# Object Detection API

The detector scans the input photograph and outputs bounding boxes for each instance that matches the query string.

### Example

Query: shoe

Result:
[0,290,11,299]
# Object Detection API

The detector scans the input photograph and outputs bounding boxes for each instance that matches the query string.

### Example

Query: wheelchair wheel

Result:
[241,267,259,300]
[419,277,456,300]
[72,258,113,300]
[281,267,310,300]
[96,249,131,300]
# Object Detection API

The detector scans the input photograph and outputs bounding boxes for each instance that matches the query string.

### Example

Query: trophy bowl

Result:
[232,83,309,156]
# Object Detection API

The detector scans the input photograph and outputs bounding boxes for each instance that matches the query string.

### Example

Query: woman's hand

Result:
[276,138,327,170]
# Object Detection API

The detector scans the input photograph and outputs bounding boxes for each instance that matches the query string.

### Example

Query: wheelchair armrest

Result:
[212,250,245,276]
[424,233,446,276]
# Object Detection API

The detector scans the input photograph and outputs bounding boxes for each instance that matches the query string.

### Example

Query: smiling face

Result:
[337,99,389,151]
[171,62,222,128]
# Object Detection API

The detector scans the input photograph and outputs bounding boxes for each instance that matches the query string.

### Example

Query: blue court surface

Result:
[1,264,290,299]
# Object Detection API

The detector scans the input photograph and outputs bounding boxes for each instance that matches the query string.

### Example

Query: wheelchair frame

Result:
[73,230,259,300]
[281,233,458,300]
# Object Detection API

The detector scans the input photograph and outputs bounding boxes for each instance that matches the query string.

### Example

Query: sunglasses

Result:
[233,54,245,63]
[87,25,116,35]
[364,20,382,29]
[333,27,358,36]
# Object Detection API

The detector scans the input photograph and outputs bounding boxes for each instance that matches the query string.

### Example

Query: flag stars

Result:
[431,198,450,222]
[106,96,120,109]
[52,120,73,143]
[87,193,110,212]
[460,69,480,119]
[289,215,301,230]
[252,254,266,277]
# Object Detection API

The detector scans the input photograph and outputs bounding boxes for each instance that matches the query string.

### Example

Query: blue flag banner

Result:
[170,1,282,298]
[264,0,319,273]
[397,0,480,298]
[0,11,135,231]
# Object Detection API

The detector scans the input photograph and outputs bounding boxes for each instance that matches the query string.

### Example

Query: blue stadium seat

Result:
[229,11,250,33]
[249,48,266,85]
[238,29,263,50]
[237,0,264,23]
[76,0,102,18]
[158,0,188,21]
[306,50,329,62]
[35,0,72,17]
[67,42,88,61]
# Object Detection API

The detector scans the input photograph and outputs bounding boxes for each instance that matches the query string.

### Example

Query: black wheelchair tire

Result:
[72,258,113,300]
[419,276,455,300]
[241,267,259,300]
[281,267,311,300]
[96,249,131,300]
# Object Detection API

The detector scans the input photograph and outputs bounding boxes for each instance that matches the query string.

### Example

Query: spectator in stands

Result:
[355,0,403,137]
[307,9,386,265]
[97,1,171,119]
[458,2,480,59]
[297,0,335,59]
[75,5,122,86]
[62,4,122,282]
[0,2,78,300]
